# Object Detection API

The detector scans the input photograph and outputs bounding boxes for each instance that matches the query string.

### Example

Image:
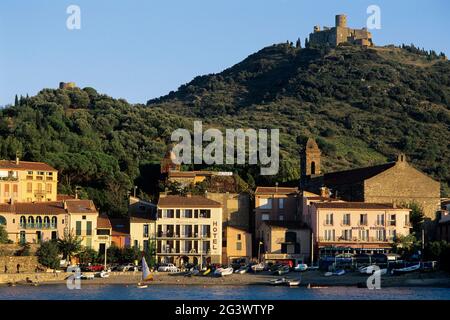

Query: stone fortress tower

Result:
[309,14,374,47]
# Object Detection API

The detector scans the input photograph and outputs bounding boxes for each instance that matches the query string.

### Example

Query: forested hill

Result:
[148,43,450,195]
[0,43,449,216]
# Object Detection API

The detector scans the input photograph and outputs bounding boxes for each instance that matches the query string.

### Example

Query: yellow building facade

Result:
[0,159,58,203]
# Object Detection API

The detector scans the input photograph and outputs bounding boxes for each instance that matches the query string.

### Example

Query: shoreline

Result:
[2,270,450,289]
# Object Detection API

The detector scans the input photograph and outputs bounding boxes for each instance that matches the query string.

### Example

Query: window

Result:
[86,221,92,236]
[82,215,86,220]
[143,240,149,251]
[158,210,162,218]
[166,209,174,218]
[279,214,284,221]
[261,214,269,221]
[376,214,385,226]
[343,214,351,225]
[359,229,369,241]
[27,183,32,193]
[389,214,396,226]
[0,215,6,226]
[325,213,334,225]
[176,209,180,219]
[324,229,335,241]
[134,240,139,248]
[237,234,241,241]
[236,242,242,251]
[143,224,149,238]
[46,183,52,193]
[278,198,284,209]
[342,229,352,241]
[376,229,386,241]
[388,230,396,240]
[199,210,210,218]
[359,214,368,226]
[184,209,193,218]
[51,216,57,228]
[259,198,272,209]
[405,214,410,226]
[76,221,82,236]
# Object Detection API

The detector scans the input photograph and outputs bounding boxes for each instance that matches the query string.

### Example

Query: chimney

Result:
[15,156,19,165]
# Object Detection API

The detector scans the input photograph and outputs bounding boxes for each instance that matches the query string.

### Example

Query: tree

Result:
[14,95,19,106]
[37,241,60,269]
[305,38,309,48]
[58,231,82,262]
[408,202,425,238]
[15,243,31,256]
[296,38,301,48]
[78,247,98,264]
[0,225,9,244]
[392,234,418,257]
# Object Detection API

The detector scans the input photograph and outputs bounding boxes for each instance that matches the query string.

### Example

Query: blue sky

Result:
[0,0,448,106]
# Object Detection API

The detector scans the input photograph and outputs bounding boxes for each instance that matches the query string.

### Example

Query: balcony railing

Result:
[20,223,57,229]
[157,232,210,239]
[318,236,389,243]
[323,221,334,226]
[157,248,211,254]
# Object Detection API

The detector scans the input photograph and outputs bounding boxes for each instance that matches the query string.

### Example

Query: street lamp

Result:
[133,186,138,198]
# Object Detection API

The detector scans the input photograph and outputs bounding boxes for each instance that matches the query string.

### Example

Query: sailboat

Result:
[137,257,153,289]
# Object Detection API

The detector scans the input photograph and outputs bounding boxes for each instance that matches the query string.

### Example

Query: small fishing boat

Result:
[215,267,233,276]
[99,270,110,278]
[251,262,265,272]
[137,257,153,288]
[238,267,248,274]
[391,263,421,275]
[273,265,290,276]
[359,266,387,275]
[269,277,287,286]
[287,278,301,286]
[334,269,346,276]
[202,268,211,276]
[324,272,333,277]
[294,264,308,272]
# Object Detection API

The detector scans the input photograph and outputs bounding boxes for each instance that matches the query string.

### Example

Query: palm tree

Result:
[58,231,82,262]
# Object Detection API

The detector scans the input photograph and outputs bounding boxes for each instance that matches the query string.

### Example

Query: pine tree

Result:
[14,95,19,106]
[296,38,301,48]
[305,38,309,48]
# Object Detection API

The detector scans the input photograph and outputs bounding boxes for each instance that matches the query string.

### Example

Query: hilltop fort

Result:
[309,14,374,47]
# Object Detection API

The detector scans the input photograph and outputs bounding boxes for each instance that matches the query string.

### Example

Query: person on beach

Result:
[4,265,7,273]
[16,263,20,273]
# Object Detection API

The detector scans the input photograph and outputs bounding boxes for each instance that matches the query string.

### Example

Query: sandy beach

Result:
[12,270,448,288]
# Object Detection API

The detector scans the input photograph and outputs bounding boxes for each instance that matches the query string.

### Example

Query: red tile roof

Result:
[57,194,75,201]
[255,186,299,195]
[0,160,57,172]
[0,201,66,215]
[97,215,112,229]
[312,202,406,210]
[65,200,97,213]
[158,195,221,208]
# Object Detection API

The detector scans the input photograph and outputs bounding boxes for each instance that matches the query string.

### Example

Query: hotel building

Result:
[302,193,411,258]
[0,158,58,203]
[156,194,222,266]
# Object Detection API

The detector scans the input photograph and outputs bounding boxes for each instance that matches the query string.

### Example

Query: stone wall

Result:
[0,256,42,273]
[0,272,66,284]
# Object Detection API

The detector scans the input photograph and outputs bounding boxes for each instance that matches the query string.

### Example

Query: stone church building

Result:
[300,138,441,225]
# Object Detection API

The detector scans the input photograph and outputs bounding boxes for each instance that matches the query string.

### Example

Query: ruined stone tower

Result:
[301,138,321,177]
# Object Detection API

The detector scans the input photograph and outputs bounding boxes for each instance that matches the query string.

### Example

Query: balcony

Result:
[20,223,57,230]
[157,248,211,255]
[157,232,210,239]
[323,221,334,226]
[318,236,389,243]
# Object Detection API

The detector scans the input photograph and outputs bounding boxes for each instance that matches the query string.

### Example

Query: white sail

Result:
[142,257,152,281]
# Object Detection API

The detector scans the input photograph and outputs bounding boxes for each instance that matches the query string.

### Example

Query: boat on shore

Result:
[251,263,265,272]
[359,266,387,275]
[269,277,287,286]
[391,263,421,275]
[287,278,301,286]
[274,265,290,276]
[214,267,234,277]
[294,264,308,272]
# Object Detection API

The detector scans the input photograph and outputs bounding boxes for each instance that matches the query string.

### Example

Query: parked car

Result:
[158,263,179,272]
[86,265,105,272]
[118,263,137,272]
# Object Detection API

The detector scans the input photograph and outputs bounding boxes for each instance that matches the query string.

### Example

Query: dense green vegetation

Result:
[1,43,449,216]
